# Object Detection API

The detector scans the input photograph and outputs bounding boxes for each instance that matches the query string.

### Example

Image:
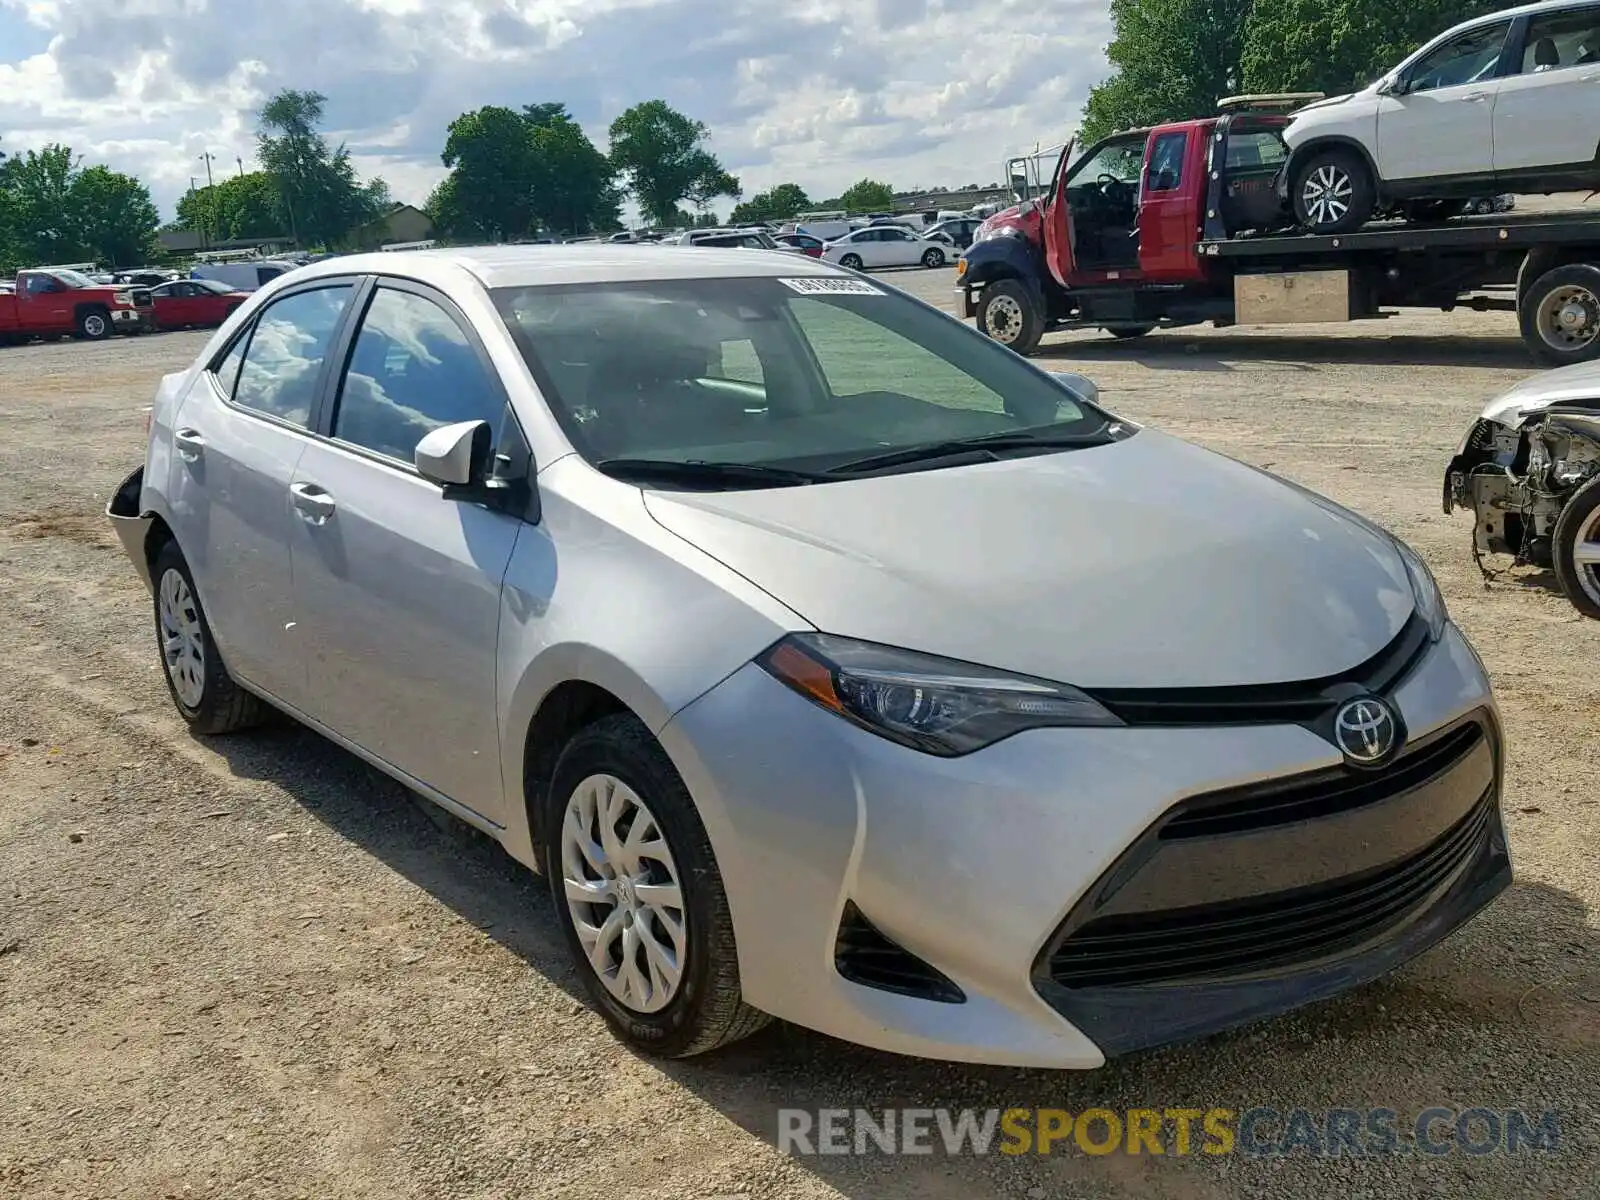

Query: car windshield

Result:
[53,269,96,289]
[493,276,1111,479]
[194,278,235,294]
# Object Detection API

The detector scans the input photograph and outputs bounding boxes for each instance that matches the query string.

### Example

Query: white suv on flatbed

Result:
[1283,0,1600,233]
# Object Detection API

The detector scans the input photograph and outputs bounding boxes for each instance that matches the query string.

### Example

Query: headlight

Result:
[757,633,1121,756]
[114,290,133,306]
[1394,538,1448,640]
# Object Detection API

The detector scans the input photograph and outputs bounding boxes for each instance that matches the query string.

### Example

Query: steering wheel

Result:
[1096,174,1134,206]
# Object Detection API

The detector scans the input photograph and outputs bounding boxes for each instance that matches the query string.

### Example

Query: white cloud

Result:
[0,0,1112,220]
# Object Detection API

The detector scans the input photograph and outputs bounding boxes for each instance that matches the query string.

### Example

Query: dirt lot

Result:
[1,284,1597,1200]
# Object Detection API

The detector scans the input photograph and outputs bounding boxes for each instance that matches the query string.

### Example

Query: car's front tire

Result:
[545,713,769,1058]
[1553,475,1600,619]
[839,253,864,271]
[977,279,1043,355]
[78,308,111,340]
[152,541,267,734]
[1292,148,1375,234]
[922,248,945,268]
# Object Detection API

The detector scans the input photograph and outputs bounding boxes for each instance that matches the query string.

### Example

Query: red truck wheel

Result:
[977,280,1042,355]
[77,308,112,340]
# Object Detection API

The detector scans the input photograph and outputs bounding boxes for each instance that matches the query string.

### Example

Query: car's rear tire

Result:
[921,248,945,268]
[78,308,111,340]
[151,541,268,734]
[1292,148,1375,234]
[1553,475,1600,619]
[977,279,1043,355]
[1520,263,1600,366]
[1105,324,1154,340]
[544,713,769,1058]
[839,253,864,270]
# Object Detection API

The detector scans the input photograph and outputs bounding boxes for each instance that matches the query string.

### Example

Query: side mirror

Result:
[1049,371,1100,406]
[416,419,492,491]
[1377,76,1404,97]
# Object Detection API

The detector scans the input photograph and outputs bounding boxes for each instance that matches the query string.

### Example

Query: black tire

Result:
[976,278,1043,355]
[151,541,267,735]
[544,713,769,1058]
[78,307,112,340]
[839,253,864,270]
[1519,263,1600,367]
[921,248,945,268]
[1553,475,1600,619]
[1105,324,1154,340]
[1291,148,1375,234]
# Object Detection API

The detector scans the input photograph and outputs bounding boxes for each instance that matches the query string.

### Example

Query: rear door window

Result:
[232,285,355,427]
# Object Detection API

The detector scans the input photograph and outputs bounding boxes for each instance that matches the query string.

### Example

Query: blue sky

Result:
[0,0,1112,221]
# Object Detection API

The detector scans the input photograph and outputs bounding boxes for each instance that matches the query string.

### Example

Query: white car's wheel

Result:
[152,541,267,734]
[839,253,864,271]
[1554,475,1600,619]
[922,248,945,268]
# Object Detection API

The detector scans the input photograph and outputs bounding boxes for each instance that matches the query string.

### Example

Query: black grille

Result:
[1161,722,1483,839]
[1087,614,1431,727]
[835,903,964,1003]
[1046,790,1494,990]
[129,287,153,308]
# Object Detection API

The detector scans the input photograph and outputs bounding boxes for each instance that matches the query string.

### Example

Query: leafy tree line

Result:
[1081,0,1504,143]
[1,140,161,273]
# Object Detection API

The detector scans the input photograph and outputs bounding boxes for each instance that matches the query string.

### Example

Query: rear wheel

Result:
[1520,263,1600,366]
[152,541,267,734]
[1105,324,1154,340]
[976,280,1043,355]
[1554,475,1600,619]
[545,714,769,1058]
[1292,148,1375,234]
[921,248,945,268]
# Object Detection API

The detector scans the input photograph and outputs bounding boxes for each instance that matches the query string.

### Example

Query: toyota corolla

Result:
[108,246,1510,1067]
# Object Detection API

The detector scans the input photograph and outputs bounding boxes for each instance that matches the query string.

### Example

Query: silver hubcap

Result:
[984,294,1023,344]
[85,315,106,336]
[842,255,861,268]
[1538,285,1600,353]
[1302,164,1354,227]
[560,773,686,1014]
[158,568,206,709]
[1571,506,1600,605]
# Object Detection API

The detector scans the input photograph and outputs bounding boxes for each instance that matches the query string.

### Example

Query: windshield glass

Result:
[194,278,236,294]
[53,269,96,289]
[493,277,1107,474]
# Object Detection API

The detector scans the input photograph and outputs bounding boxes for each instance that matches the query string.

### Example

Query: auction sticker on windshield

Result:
[779,277,884,296]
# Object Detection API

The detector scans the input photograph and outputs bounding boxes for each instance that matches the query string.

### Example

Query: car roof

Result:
[283,244,848,290]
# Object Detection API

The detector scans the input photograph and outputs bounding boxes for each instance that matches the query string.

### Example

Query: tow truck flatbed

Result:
[1199,211,1600,259]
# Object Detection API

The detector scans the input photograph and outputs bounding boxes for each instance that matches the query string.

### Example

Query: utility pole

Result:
[199,152,218,248]
[190,176,207,251]
[236,155,245,179]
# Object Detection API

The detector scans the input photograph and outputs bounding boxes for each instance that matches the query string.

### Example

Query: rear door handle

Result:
[173,428,206,462]
[290,482,337,525]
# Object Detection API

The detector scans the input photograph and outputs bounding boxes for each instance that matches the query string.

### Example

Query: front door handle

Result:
[290,482,337,525]
[173,428,206,463]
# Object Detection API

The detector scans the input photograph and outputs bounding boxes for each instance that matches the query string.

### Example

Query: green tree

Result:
[175,171,285,241]
[1242,0,1499,95]
[837,178,897,213]
[257,89,385,249]
[67,166,159,266]
[1080,0,1255,144]
[523,103,620,236]
[607,100,741,227]
[730,182,811,225]
[2,144,80,265]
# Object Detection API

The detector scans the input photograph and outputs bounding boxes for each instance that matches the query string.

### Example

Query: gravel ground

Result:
[0,280,1596,1200]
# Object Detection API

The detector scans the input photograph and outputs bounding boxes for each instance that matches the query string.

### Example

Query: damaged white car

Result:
[1445,361,1600,617]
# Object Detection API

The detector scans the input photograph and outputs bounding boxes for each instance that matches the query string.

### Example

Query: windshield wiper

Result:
[594,458,828,489]
[824,425,1120,477]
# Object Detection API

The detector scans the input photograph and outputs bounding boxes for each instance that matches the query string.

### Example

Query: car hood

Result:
[642,430,1414,689]
[1479,360,1600,427]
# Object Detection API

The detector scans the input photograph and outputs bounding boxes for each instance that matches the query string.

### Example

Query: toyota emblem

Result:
[1333,697,1400,767]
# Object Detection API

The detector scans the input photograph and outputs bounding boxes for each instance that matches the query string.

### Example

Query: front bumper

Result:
[660,623,1507,1068]
[111,308,156,333]
[107,467,154,593]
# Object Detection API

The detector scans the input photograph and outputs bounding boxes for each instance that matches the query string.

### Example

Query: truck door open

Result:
[1047,135,1146,285]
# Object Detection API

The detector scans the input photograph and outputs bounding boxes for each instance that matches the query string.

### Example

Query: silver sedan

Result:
[110,245,1509,1067]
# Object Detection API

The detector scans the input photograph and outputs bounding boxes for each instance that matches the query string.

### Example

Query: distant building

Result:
[348,204,434,252]
[157,230,293,255]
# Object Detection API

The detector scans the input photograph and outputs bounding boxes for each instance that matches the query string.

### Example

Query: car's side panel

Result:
[1492,61,1600,174]
[493,457,811,869]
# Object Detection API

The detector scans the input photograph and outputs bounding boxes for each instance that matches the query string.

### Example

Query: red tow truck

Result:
[0,267,157,344]
[958,100,1600,366]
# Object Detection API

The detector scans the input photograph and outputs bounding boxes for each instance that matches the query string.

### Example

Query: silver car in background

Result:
[110,246,1509,1067]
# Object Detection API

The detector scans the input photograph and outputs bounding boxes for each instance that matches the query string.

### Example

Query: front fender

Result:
[961,235,1051,317]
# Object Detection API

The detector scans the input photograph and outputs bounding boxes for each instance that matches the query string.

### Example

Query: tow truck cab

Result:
[959,111,1296,352]
[0,268,157,343]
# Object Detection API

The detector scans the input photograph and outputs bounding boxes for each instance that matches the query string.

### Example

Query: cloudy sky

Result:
[0,0,1111,221]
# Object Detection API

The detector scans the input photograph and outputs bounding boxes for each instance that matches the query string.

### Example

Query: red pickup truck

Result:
[959,105,1600,366]
[0,268,157,344]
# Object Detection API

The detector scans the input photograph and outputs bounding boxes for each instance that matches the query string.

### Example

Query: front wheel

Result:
[1292,149,1375,234]
[152,541,267,734]
[78,308,111,340]
[1520,263,1600,367]
[1105,324,1154,340]
[1553,475,1600,619]
[545,714,769,1058]
[839,253,864,271]
[976,279,1043,355]
[921,248,945,268]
